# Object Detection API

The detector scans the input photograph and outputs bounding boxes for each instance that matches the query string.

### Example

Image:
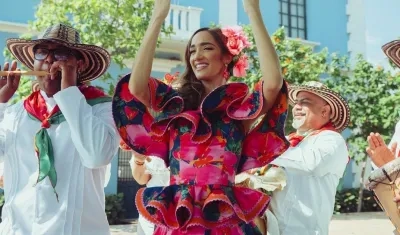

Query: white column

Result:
[188,7,202,32]
[164,10,171,28]
[218,0,238,26]
[346,0,367,67]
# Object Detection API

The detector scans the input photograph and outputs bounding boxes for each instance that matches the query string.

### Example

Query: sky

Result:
[364,0,400,70]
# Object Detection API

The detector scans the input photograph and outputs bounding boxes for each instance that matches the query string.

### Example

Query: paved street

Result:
[110,212,396,235]
[329,212,395,235]
[110,223,137,234]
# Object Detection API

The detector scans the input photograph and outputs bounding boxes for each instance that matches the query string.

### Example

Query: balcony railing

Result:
[164,4,203,41]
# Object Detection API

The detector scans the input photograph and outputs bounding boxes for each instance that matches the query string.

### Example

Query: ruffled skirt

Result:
[136,184,269,234]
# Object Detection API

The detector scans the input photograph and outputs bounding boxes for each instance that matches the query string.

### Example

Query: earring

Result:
[223,64,229,79]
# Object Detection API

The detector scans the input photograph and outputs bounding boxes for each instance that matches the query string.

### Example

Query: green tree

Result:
[327,54,400,211]
[237,26,348,132]
[327,55,400,163]
[235,26,348,87]
[3,0,173,100]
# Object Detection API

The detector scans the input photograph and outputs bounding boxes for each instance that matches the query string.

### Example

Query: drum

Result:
[365,158,400,233]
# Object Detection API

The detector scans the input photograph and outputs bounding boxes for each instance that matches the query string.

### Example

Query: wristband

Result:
[134,160,145,166]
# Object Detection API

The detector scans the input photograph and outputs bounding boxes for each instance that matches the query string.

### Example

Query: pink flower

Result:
[221,26,251,78]
[226,38,244,56]
[221,26,251,56]
[233,55,249,77]
[221,26,242,37]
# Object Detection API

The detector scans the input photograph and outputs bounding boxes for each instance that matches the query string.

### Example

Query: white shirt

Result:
[0,87,119,235]
[270,130,348,235]
[130,156,170,235]
[142,156,170,187]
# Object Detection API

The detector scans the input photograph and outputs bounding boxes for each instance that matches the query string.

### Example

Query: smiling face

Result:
[188,30,232,85]
[292,91,331,132]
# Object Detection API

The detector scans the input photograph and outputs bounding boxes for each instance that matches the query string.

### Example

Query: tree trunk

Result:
[357,157,371,212]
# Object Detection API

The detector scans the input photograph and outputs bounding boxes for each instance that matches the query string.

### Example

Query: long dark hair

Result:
[175,27,235,111]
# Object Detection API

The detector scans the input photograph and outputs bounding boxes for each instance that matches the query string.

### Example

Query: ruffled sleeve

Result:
[112,74,183,163]
[236,81,290,173]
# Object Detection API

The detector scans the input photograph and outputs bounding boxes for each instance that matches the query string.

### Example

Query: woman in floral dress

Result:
[112,0,289,234]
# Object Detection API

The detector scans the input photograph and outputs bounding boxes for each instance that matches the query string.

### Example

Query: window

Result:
[280,0,307,39]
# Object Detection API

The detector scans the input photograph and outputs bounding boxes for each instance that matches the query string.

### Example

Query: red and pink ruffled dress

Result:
[112,74,290,234]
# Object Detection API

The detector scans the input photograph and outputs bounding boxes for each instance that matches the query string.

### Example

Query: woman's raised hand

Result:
[242,0,260,14]
[152,0,171,20]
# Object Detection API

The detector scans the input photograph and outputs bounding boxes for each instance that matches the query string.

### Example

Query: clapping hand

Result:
[366,132,396,168]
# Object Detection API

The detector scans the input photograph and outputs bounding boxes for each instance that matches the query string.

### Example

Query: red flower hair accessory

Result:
[221,26,252,77]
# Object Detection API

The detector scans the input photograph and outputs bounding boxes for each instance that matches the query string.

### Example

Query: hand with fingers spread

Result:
[0,61,21,103]
[366,132,396,168]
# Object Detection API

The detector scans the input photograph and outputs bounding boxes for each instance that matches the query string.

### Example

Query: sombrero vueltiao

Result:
[382,40,400,69]
[288,81,350,132]
[6,23,110,82]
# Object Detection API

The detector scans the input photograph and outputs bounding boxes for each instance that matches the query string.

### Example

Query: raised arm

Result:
[243,0,283,112]
[128,0,171,106]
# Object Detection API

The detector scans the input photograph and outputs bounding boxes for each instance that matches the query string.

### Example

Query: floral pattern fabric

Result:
[112,74,289,234]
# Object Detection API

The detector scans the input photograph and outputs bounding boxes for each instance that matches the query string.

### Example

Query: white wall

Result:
[218,0,238,26]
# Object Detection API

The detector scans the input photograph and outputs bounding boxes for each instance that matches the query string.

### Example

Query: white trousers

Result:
[137,215,155,235]
[266,209,280,235]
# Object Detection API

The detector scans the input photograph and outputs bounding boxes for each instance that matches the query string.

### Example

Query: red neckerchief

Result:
[288,122,337,147]
[23,85,110,200]
[24,85,108,125]
[287,122,350,163]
